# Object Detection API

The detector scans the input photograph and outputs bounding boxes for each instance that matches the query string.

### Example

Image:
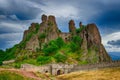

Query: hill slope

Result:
[1,14,111,65]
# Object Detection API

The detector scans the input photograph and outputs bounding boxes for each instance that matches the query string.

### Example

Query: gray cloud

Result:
[0,0,41,20]
[107,40,120,48]
[0,0,120,50]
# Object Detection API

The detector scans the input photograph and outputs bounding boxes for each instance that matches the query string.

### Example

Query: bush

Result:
[54,53,67,63]
[37,56,51,65]
[72,36,82,46]
[0,61,3,65]
[0,50,6,61]
[35,23,40,33]
[39,33,46,39]
[42,37,64,56]
[43,41,58,56]
[5,45,17,60]
[69,42,79,52]
[56,37,65,48]
[14,63,21,68]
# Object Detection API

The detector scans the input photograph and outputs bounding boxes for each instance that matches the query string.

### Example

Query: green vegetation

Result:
[0,23,99,66]
[37,56,52,65]
[35,23,40,33]
[76,25,86,34]
[19,23,40,48]
[0,50,6,64]
[47,22,53,26]
[0,44,19,62]
[42,37,65,56]
[0,71,33,80]
[70,36,83,52]
[54,52,67,63]
[39,33,46,39]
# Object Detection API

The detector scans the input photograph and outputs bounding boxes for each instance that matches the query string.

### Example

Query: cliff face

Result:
[21,14,111,62]
[79,24,111,62]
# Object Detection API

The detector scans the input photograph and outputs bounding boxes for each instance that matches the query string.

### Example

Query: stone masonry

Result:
[21,61,120,75]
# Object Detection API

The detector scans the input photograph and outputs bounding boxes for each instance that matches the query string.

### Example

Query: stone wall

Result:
[51,64,74,75]
[20,61,120,75]
[21,64,51,74]
[20,63,74,75]
[3,60,15,65]
[71,61,120,72]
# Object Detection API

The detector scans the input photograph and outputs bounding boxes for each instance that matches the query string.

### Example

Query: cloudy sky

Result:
[0,0,120,54]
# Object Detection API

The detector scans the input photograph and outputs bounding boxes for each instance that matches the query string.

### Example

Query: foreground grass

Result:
[0,71,34,80]
[57,67,120,80]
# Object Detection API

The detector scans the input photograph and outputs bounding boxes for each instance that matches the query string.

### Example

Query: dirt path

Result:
[0,68,41,80]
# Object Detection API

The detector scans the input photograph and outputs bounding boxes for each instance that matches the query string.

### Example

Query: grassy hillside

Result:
[0,36,99,68]
[57,67,120,80]
[0,71,34,80]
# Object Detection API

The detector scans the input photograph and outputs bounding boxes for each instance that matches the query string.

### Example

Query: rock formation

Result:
[21,14,111,62]
[69,20,76,35]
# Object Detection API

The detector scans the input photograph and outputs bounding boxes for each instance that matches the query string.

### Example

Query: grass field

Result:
[0,70,34,80]
[57,67,120,80]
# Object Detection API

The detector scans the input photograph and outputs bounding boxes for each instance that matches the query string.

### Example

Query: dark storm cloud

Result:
[107,40,120,47]
[95,7,120,26]
[0,0,41,20]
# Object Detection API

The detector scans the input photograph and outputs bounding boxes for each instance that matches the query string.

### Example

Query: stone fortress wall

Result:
[21,61,120,75]
[70,61,120,72]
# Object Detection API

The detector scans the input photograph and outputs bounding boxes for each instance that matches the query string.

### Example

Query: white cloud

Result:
[102,32,120,52]
[41,5,79,19]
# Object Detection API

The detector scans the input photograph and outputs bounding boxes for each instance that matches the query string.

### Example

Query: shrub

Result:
[0,61,3,65]
[35,23,40,33]
[54,53,67,63]
[37,56,51,65]
[56,37,65,48]
[69,42,79,52]
[0,50,6,61]
[39,33,46,39]
[43,42,58,56]
[72,36,82,46]
[42,37,64,56]
[14,63,21,68]
[5,45,17,60]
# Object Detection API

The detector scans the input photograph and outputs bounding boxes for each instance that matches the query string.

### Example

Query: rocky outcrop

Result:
[22,14,60,51]
[46,15,59,41]
[86,24,101,46]
[79,23,111,62]
[21,14,111,62]
[69,20,76,35]
[25,35,39,52]
[41,14,47,23]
